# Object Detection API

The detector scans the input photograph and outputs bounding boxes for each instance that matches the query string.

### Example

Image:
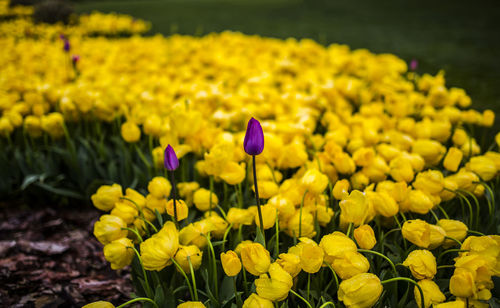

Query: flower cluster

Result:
[1,5,499,308]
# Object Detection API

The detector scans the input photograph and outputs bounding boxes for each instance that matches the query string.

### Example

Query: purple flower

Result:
[59,34,66,40]
[63,40,70,52]
[164,144,179,171]
[71,54,80,64]
[243,117,264,155]
[410,59,418,71]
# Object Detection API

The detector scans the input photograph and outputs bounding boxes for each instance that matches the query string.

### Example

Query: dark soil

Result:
[0,202,132,307]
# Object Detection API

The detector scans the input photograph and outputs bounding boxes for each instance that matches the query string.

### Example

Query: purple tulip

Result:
[164,144,179,171]
[410,59,418,71]
[63,40,70,52]
[243,117,264,155]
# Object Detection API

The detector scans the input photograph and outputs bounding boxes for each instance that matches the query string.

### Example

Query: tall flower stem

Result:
[128,246,152,298]
[252,155,265,239]
[170,171,178,226]
[290,289,313,308]
[116,297,159,308]
[381,277,425,308]
[358,249,397,276]
[187,256,199,301]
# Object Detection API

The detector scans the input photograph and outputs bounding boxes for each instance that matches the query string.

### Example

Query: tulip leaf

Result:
[254,226,266,246]
[155,209,164,227]
[219,276,234,302]
[153,284,165,307]
[21,174,42,190]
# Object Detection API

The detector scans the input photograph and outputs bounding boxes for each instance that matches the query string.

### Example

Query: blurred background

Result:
[72,0,500,113]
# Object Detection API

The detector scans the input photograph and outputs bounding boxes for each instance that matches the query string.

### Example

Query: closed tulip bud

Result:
[319,231,357,264]
[121,121,141,143]
[255,263,293,301]
[93,215,128,245]
[412,139,446,165]
[244,118,264,155]
[332,179,350,200]
[141,222,179,271]
[143,114,162,137]
[242,293,274,308]
[428,224,446,249]
[110,201,137,225]
[252,180,279,199]
[82,301,115,308]
[405,189,434,215]
[204,212,228,238]
[148,176,172,199]
[152,146,165,169]
[145,194,167,214]
[332,152,356,175]
[241,243,271,276]
[193,188,219,211]
[339,190,374,226]
[91,184,123,212]
[177,302,206,308]
[103,238,134,270]
[482,109,495,126]
[350,172,370,190]
[226,207,254,229]
[164,144,179,171]
[452,128,468,146]
[174,245,203,273]
[403,249,437,280]
[376,180,408,203]
[354,224,377,249]
[338,273,383,308]
[221,250,242,276]
[23,115,43,138]
[465,156,497,181]
[234,240,253,256]
[179,220,216,248]
[402,219,431,248]
[389,156,414,183]
[413,170,444,195]
[367,190,399,217]
[449,268,476,298]
[414,279,446,308]
[437,219,468,248]
[298,239,324,273]
[315,202,334,227]
[352,147,375,166]
[331,251,370,280]
[301,168,329,194]
[166,199,188,221]
[254,204,276,230]
[276,253,301,278]
[220,161,246,185]
[286,209,316,239]
[124,188,147,208]
[443,147,463,172]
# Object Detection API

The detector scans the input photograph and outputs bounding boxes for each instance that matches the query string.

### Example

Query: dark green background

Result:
[76,0,500,119]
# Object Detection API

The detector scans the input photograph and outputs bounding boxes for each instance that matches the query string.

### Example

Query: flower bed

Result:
[1,3,499,308]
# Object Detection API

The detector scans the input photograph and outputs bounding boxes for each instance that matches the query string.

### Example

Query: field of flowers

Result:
[1,1,500,307]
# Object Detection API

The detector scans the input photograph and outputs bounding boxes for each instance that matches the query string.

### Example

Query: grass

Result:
[75,0,500,129]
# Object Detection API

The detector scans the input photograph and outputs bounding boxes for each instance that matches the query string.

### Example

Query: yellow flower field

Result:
[1,1,499,307]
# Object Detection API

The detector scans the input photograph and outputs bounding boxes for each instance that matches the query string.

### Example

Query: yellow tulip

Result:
[226,208,254,229]
[465,156,497,181]
[438,219,468,248]
[412,170,444,195]
[331,251,370,280]
[221,250,242,276]
[241,243,271,276]
[338,273,383,308]
[339,190,374,226]
[174,245,203,273]
[121,121,141,143]
[353,224,377,249]
[443,147,463,172]
[319,231,357,264]
[276,253,301,278]
[93,215,128,245]
[402,219,431,248]
[220,161,246,185]
[301,168,329,195]
[242,293,273,308]
[166,199,189,221]
[82,301,115,308]
[449,268,476,298]
[147,176,172,199]
[193,188,219,212]
[403,249,437,280]
[91,184,123,212]
[414,279,446,308]
[254,204,276,230]
[103,237,134,270]
[140,222,179,271]
[177,302,206,308]
[179,220,216,248]
[254,263,293,301]
[332,179,350,200]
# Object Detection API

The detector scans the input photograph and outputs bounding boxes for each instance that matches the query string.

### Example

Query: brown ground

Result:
[0,202,132,308]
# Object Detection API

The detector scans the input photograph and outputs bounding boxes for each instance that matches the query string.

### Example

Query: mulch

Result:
[0,202,133,308]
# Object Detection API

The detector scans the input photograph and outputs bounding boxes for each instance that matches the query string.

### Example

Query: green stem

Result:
[122,227,143,243]
[116,297,159,308]
[299,189,308,238]
[346,222,354,238]
[242,268,249,297]
[128,246,152,298]
[187,256,199,301]
[237,183,244,208]
[381,277,424,308]
[205,234,219,302]
[209,175,214,215]
[222,224,232,252]
[307,273,311,303]
[456,191,474,228]
[467,230,485,236]
[171,258,195,300]
[290,289,313,308]
[444,236,462,246]
[319,302,336,308]
[252,155,265,239]
[325,262,339,292]
[275,212,280,259]
[437,265,455,270]
[458,189,480,229]
[233,276,242,307]
[437,249,468,263]
[358,249,397,276]
[429,209,440,223]
[436,205,450,219]
[170,171,179,226]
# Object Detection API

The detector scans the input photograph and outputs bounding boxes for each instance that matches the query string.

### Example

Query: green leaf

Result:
[34,182,84,199]
[254,226,265,246]
[21,174,42,190]
[154,284,165,306]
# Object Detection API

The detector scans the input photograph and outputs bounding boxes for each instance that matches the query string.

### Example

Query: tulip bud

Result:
[402,219,431,248]
[221,250,242,276]
[297,239,324,274]
[164,144,179,171]
[93,215,128,245]
[193,188,219,212]
[121,121,141,143]
[437,219,468,248]
[255,263,293,301]
[449,268,476,298]
[148,176,172,198]
[319,231,357,264]
[332,179,350,200]
[301,168,329,194]
[91,184,123,212]
[443,147,463,172]
[179,220,216,249]
[177,302,206,308]
[428,225,446,250]
[241,243,271,276]
[414,279,446,308]
[465,155,497,181]
[204,212,228,238]
[103,238,134,270]
[339,190,374,226]
[338,273,383,308]
[276,253,301,278]
[242,293,273,308]
[403,249,437,280]
[354,224,377,249]
[174,245,203,273]
[331,251,370,280]
[82,301,115,308]
[413,170,444,195]
[166,199,188,221]
[244,117,264,155]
